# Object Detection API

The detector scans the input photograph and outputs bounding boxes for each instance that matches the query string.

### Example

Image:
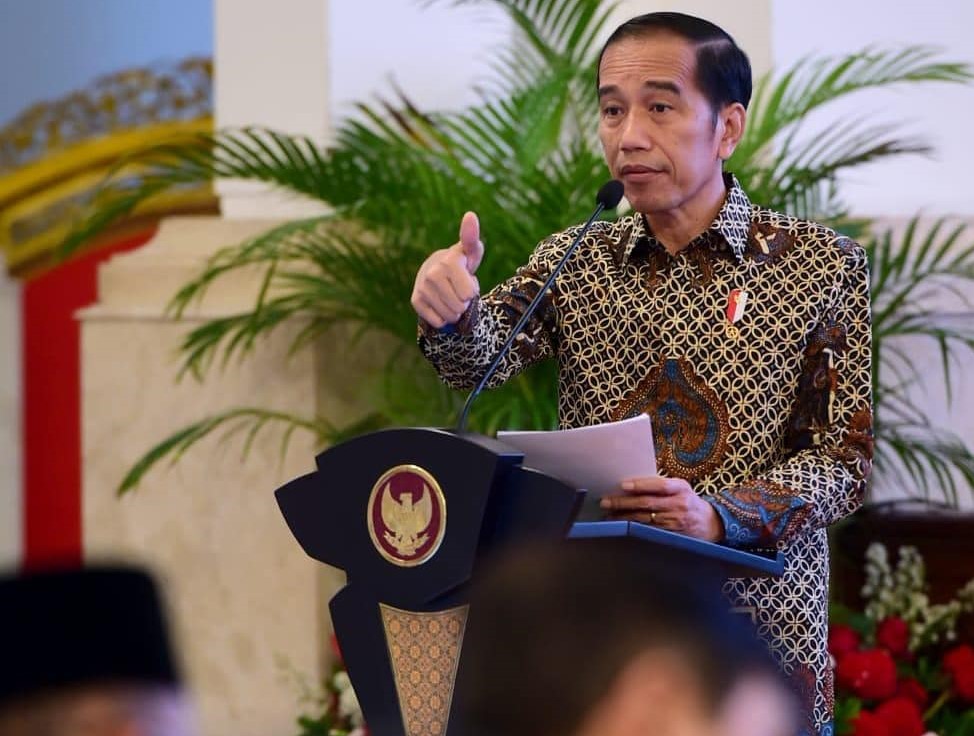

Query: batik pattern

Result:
[419,175,873,733]
[610,357,731,483]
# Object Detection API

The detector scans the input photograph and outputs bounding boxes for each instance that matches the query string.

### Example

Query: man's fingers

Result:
[445,261,480,303]
[620,477,686,494]
[600,495,659,512]
[415,293,462,328]
[458,211,484,275]
[428,265,474,316]
[411,293,446,328]
[424,286,468,324]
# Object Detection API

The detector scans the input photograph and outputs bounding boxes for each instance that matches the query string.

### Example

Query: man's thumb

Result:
[458,211,484,274]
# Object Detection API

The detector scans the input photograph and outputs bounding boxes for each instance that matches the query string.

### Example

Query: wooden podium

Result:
[274,427,782,736]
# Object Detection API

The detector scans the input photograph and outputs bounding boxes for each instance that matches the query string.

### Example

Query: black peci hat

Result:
[0,565,181,707]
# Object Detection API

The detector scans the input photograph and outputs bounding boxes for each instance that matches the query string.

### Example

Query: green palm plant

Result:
[867,218,974,504]
[62,0,974,501]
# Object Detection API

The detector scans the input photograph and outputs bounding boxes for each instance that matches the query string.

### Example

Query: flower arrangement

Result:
[830,543,974,735]
[283,635,366,736]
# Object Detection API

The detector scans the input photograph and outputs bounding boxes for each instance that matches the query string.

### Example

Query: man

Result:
[0,565,197,736]
[412,12,873,735]
[459,539,797,736]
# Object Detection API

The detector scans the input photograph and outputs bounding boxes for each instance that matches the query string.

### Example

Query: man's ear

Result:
[717,102,747,161]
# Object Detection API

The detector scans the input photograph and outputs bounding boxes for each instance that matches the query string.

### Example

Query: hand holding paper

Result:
[498,415,723,541]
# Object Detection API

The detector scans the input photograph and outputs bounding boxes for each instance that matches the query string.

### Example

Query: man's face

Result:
[597,32,732,217]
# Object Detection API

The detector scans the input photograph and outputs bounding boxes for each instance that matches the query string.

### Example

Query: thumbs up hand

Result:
[411,212,484,329]
[457,211,484,274]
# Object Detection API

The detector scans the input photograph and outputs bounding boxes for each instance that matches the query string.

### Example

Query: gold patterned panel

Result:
[0,58,215,276]
[380,603,468,736]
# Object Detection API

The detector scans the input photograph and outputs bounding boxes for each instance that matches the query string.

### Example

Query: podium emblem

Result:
[367,465,446,566]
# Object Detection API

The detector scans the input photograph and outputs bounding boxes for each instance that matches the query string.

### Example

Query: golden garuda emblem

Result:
[367,465,446,567]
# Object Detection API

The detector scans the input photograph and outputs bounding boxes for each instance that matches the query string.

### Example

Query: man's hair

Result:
[458,539,781,736]
[0,566,183,715]
[597,12,753,113]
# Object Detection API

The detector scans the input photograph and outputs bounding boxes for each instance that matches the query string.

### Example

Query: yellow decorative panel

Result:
[380,603,468,736]
[0,58,215,275]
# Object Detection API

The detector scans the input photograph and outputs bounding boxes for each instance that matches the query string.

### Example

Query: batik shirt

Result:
[418,175,873,736]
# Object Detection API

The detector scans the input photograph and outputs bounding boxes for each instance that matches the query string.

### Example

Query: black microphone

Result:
[455,180,625,433]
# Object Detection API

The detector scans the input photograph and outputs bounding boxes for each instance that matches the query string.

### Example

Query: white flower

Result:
[334,672,364,727]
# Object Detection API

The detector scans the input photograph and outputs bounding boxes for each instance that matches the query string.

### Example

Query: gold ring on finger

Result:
[650,511,657,524]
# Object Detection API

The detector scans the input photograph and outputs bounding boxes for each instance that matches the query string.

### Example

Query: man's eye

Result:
[650,103,671,113]
[602,105,623,117]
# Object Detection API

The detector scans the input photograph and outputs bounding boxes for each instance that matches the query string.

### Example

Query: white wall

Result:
[0,274,20,568]
[329,0,512,122]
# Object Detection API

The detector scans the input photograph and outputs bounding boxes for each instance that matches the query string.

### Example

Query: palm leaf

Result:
[116,407,328,496]
[866,217,974,500]
[730,47,972,223]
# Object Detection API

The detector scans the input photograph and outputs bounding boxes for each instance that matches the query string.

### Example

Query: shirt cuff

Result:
[417,299,480,339]
[706,496,756,547]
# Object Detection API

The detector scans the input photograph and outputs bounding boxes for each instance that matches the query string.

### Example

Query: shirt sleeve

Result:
[417,230,573,391]
[708,239,874,548]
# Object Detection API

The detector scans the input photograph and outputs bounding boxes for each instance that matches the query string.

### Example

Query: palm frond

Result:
[60,128,337,258]
[173,230,428,380]
[867,217,974,501]
[874,422,974,506]
[116,407,327,495]
[729,47,971,223]
[734,47,971,167]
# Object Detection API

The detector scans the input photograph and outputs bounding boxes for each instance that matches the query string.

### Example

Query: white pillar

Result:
[214,0,331,219]
[80,218,327,736]
[0,272,21,569]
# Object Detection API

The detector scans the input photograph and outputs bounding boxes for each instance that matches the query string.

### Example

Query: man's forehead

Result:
[598,33,697,86]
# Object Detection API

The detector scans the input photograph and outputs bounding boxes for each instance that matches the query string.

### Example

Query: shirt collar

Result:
[617,173,752,265]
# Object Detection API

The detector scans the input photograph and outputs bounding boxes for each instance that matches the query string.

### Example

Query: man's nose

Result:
[619,110,653,152]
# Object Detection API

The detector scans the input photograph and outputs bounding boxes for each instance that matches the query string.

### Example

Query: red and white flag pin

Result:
[725,288,748,338]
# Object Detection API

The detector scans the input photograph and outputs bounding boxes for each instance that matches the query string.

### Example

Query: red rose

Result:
[876,616,911,658]
[875,696,925,736]
[836,649,898,700]
[851,709,889,736]
[943,643,974,702]
[895,677,929,708]
[829,623,861,659]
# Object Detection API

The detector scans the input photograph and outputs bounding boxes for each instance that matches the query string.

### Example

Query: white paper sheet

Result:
[497,415,657,497]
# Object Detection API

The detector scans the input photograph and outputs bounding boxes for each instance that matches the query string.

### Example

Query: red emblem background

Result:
[367,465,445,566]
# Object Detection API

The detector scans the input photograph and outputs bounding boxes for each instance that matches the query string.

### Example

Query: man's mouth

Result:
[619,164,665,181]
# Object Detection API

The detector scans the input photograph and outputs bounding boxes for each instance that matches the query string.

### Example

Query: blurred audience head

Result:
[460,539,796,736]
[0,565,196,736]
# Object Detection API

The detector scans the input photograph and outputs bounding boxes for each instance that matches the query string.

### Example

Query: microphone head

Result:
[596,180,625,210]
